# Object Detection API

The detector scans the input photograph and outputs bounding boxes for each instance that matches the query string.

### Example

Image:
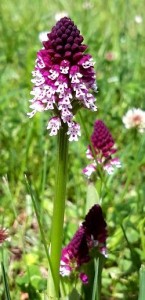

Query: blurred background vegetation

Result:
[0,0,145,299]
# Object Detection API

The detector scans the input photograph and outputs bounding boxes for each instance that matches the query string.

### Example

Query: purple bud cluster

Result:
[83,120,121,176]
[28,17,97,141]
[60,204,107,284]
[91,120,116,158]
[44,17,87,63]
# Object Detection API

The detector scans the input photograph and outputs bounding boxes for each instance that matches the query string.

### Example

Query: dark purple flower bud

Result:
[83,120,121,176]
[83,204,107,247]
[60,205,107,283]
[28,17,98,141]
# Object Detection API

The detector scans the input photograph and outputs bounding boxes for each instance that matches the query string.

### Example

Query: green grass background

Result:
[0,0,145,299]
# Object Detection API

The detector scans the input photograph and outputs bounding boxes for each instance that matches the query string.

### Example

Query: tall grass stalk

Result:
[24,176,55,291]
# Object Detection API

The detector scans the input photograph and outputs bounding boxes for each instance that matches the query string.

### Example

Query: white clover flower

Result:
[134,15,143,24]
[122,108,145,133]
[54,12,68,22]
[82,1,93,10]
[38,31,49,42]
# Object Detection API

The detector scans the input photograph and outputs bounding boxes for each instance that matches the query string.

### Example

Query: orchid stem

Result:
[47,125,69,298]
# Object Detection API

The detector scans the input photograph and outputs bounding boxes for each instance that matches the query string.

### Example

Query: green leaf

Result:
[86,182,100,214]
[1,262,11,300]
[16,265,47,292]
[82,252,106,300]
[69,288,81,300]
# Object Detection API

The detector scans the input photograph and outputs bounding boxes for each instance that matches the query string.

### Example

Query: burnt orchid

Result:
[28,17,100,299]
[83,120,121,176]
[60,204,107,284]
[28,17,97,141]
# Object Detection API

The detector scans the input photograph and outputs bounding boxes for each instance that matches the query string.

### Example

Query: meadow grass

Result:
[0,0,145,299]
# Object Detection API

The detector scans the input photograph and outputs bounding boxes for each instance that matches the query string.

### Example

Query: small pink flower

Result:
[28,17,97,141]
[83,163,96,177]
[79,272,88,284]
[105,51,116,62]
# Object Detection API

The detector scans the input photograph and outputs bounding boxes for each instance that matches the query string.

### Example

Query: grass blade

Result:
[138,265,145,300]
[92,257,99,300]
[24,175,53,275]
[1,262,11,300]
[92,254,105,300]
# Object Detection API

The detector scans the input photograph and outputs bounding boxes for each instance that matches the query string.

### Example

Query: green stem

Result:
[82,253,105,300]
[138,265,145,300]
[47,125,69,299]
[94,255,105,300]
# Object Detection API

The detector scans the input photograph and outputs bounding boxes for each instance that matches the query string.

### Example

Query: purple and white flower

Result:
[28,17,97,141]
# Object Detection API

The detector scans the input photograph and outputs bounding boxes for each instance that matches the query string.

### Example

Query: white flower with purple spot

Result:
[67,122,81,141]
[47,117,61,136]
